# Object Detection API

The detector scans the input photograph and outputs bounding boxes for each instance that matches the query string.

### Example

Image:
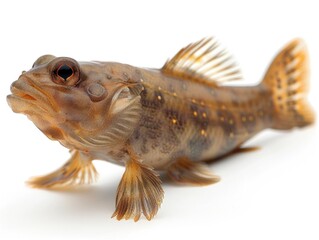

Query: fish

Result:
[7,37,315,221]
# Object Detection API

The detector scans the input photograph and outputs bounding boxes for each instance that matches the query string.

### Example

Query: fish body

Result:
[130,68,272,169]
[7,38,315,221]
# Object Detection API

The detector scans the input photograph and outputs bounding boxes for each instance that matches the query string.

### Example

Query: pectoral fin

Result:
[167,157,220,186]
[27,150,98,189]
[112,153,164,221]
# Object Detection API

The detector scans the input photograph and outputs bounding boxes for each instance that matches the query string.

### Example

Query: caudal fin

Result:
[262,39,315,130]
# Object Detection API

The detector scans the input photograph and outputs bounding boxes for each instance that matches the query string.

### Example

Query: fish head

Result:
[7,55,141,148]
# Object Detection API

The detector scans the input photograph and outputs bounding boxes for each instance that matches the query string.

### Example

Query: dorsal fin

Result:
[162,37,242,86]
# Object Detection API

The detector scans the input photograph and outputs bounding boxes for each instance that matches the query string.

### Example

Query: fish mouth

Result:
[7,76,55,115]
[8,84,36,101]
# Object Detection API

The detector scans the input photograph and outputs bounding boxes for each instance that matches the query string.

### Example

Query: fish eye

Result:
[51,58,80,86]
[57,64,73,80]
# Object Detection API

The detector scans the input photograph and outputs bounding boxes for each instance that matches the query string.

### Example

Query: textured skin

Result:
[130,68,273,169]
[7,60,272,170]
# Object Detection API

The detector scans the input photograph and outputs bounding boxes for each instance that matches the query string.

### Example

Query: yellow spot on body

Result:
[242,116,247,122]
[172,119,177,124]
[200,101,205,106]
[248,116,254,122]
[220,116,225,122]
[193,111,198,117]
[173,92,177,97]
[192,99,196,103]
[229,132,234,138]
[202,112,207,118]
[229,119,234,125]
[158,86,162,91]
[201,129,207,136]
[157,95,162,101]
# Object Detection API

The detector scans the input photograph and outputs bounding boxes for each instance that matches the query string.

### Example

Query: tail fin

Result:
[262,39,315,130]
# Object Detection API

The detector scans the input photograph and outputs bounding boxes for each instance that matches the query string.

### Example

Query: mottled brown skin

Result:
[7,38,314,221]
[131,68,273,169]
[9,61,271,169]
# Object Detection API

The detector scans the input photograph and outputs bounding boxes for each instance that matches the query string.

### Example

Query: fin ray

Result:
[262,38,315,129]
[162,37,242,86]
[112,155,164,221]
[167,157,220,186]
[27,151,98,189]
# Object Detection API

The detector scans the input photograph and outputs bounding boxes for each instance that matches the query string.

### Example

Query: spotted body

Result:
[131,69,272,169]
[7,38,314,221]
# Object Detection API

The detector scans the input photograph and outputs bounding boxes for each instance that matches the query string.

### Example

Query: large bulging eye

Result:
[57,64,73,80]
[50,57,80,86]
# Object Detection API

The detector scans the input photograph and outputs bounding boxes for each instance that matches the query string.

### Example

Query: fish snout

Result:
[9,78,36,100]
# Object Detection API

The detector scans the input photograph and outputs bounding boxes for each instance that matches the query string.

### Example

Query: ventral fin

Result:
[167,157,220,186]
[162,37,242,87]
[232,146,260,153]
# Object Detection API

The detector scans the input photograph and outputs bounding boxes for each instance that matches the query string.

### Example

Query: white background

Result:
[0,1,318,239]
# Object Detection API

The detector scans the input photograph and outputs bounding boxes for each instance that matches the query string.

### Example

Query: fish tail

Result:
[261,39,315,130]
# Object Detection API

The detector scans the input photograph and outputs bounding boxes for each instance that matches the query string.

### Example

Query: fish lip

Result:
[6,94,18,111]
[6,93,41,115]
[7,76,52,114]
[7,79,38,112]
[9,82,37,101]
[10,77,38,98]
